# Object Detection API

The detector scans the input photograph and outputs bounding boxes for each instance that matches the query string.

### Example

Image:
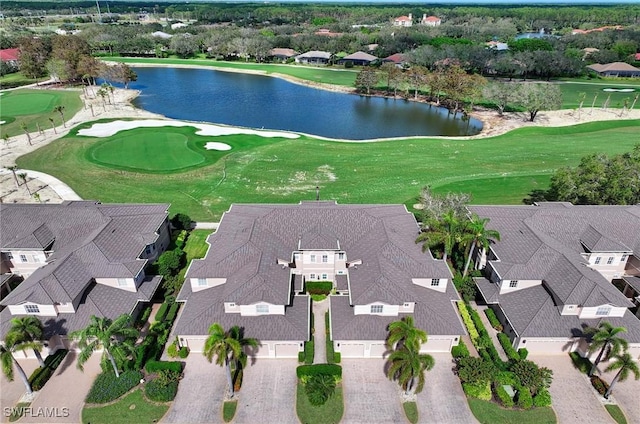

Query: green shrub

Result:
[451,340,470,358]
[497,333,520,361]
[510,360,553,396]
[156,249,185,277]
[137,305,152,326]
[304,340,314,365]
[569,352,591,374]
[484,309,503,331]
[171,213,192,230]
[28,349,69,391]
[85,370,142,403]
[145,379,178,402]
[494,383,515,407]
[305,374,336,406]
[457,302,480,342]
[333,352,341,363]
[457,357,497,385]
[174,230,188,249]
[516,386,533,409]
[518,348,529,360]
[155,303,169,322]
[298,351,305,363]
[297,364,342,380]
[178,346,189,358]
[590,375,609,396]
[462,382,492,400]
[306,281,333,295]
[469,308,488,336]
[145,361,182,374]
[533,388,552,407]
[134,336,154,370]
[167,343,179,358]
[165,303,180,322]
[494,371,518,386]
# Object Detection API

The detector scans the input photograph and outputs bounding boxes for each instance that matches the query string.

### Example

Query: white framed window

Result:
[594,257,601,264]
[607,257,614,265]
[294,253,301,261]
[310,255,316,263]
[321,273,328,280]
[20,254,27,263]
[229,303,236,307]
[117,278,128,287]
[25,304,40,314]
[370,305,384,314]
[403,303,411,307]
[621,254,628,262]
[338,252,345,260]
[322,255,328,263]
[256,304,269,314]
[596,306,611,316]
[309,273,316,280]
[431,279,439,286]
[197,278,207,286]
[32,255,41,263]
[509,280,518,288]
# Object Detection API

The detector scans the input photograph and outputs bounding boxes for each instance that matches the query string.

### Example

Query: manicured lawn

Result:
[403,401,419,424]
[183,229,212,261]
[0,72,38,89]
[16,119,640,221]
[557,81,640,109]
[222,400,237,422]
[605,404,628,424]
[468,398,556,424]
[296,383,344,424]
[0,88,83,137]
[81,389,169,424]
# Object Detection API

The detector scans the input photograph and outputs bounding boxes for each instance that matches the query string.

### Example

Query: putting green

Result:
[1,92,60,115]
[88,131,206,172]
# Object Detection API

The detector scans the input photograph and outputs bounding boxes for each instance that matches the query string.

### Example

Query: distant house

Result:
[421,15,441,26]
[486,41,509,51]
[174,201,464,358]
[270,48,298,62]
[393,14,413,27]
[382,53,408,68]
[338,51,378,66]
[587,62,640,78]
[634,53,640,61]
[295,51,333,65]
[314,28,343,37]
[0,48,19,67]
[0,202,170,356]
[151,31,172,39]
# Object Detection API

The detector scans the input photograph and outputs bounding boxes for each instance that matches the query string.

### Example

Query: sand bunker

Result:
[78,119,300,139]
[603,88,635,92]
[204,142,232,151]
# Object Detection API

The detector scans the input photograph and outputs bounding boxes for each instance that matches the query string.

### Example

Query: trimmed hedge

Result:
[591,375,609,396]
[145,361,182,374]
[85,370,143,403]
[145,380,178,402]
[165,303,180,322]
[494,383,515,407]
[297,364,342,380]
[334,352,341,363]
[468,308,487,336]
[497,333,520,361]
[304,340,314,365]
[494,371,518,386]
[178,346,189,358]
[28,349,69,391]
[457,302,480,342]
[570,352,591,374]
[306,281,333,295]
[155,302,169,322]
[516,386,533,409]
[533,388,552,407]
[484,308,503,331]
[452,340,470,358]
[518,348,529,360]
[462,382,491,400]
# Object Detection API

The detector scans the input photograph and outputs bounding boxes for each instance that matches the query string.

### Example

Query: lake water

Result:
[122,67,482,140]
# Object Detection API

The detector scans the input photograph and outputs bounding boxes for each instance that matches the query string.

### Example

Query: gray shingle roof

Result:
[343,51,378,61]
[622,276,640,294]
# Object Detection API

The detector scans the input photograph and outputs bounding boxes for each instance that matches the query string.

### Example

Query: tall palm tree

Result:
[416,210,461,264]
[586,322,628,377]
[70,314,139,378]
[5,165,19,189]
[48,117,57,134]
[603,351,639,399]
[17,172,30,196]
[1,333,34,394]
[386,316,427,352]
[386,346,435,395]
[203,323,258,398]
[8,317,46,367]
[53,105,66,128]
[461,214,500,277]
[19,122,32,146]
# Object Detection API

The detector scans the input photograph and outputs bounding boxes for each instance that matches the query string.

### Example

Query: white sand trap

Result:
[78,119,300,139]
[603,88,635,92]
[204,142,231,151]
[0,121,5,125]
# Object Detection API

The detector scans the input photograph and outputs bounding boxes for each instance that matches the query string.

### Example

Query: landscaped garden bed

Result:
[82,388,169,424]
[296,364,343,424]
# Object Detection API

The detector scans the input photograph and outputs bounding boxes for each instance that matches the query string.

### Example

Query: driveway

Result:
[341,359,405,424]
[417,353,478,424]
[233,359,298,424]
[531,354,614,424]
[21,352,101,423]
[599,363,640,424]
[0,358,39,424]
[162,354,227,423]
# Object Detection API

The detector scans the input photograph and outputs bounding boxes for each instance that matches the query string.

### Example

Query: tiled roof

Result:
[270,48,297,57]
[588,62,640,73]
[622,276,640,294]
[0,48,19,62]
[342,51,377,62]
[296,51,332,60]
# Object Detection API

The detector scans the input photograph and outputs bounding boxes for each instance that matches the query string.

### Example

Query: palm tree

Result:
[19,122,32,146]
[416,209,461,264]
[461,214,500,277]
[5,165,19,189]
[603,351,639,399]
[203,323,258,398]
[53,105,66,128]
[97,88,107,111]
[1,333,34,394]
[17,172,30,196]
[8,317,46,367]
[70,314,139,378]
[586,322,628,377]
[386,316,427,352]
[48,117,57,134]
[386,345,435,395]
[3,133,10,145]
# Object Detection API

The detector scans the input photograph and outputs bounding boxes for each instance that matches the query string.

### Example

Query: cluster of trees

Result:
[526,144,640,205]
[483,81,563,121]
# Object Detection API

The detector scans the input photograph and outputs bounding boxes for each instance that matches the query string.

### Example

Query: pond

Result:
[117,67,482,140]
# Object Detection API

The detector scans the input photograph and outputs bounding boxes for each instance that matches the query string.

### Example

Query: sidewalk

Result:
[312,299,330,364]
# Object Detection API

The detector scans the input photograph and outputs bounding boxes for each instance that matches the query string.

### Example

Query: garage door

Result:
[425,338,454,353]
[275,343,300,358]
[520,339,575,354]
[368,343,388,358]
[340,343,365,358]
[183,338,206,353]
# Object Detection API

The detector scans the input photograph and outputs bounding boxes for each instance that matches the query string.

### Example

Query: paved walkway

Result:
[162,354,227,423]
[21,352,101,423]
[233,359,298,424]
[312,299,330,364]
[0,358,39,423]
[341,359,405,424]
[471,302,508,362]
[599,363,640,424]
[0,168,82,202]
[531,354,614,424]
[192,222,219,230]
[417,353,478,424]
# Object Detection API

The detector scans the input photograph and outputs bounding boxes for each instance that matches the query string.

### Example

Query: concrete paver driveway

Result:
[162,354,227,423]
[599,364,640,424]
[531,354,614,424]
[233,359,299,424]
[417,353,478,424]
[341,359,405,424]
[0,358,39,424]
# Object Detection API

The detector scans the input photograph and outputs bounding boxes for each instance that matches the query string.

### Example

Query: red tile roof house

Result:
[469,203,640,359]
[0,202,170,356]
[174,201,465,358]
[393,14,413,27]
[382,53,408,68]
[421,15,441,27]
[0,48,20,67]
[337,51,378,66]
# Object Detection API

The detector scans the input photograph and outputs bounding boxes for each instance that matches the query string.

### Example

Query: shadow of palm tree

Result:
[55,350,77,375]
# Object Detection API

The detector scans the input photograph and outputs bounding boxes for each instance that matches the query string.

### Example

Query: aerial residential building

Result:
[393,14,413,27]
[421,15,441,26]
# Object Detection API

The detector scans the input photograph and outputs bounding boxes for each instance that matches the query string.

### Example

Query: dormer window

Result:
[594,257,601,264]
[25,304,40,314]
[596,306,611,316]
[431,279,439,286]
[256,304,269,314]
[310,255,316,263]
[371,305,383,314]
[322,255,328,263]
[20,255,27,263]
[621,254,628,262]
[117,278,128,287]
[509,280,518,288]
[338,253,345,260]
[197,278,207,287]
[607,257,614,265]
